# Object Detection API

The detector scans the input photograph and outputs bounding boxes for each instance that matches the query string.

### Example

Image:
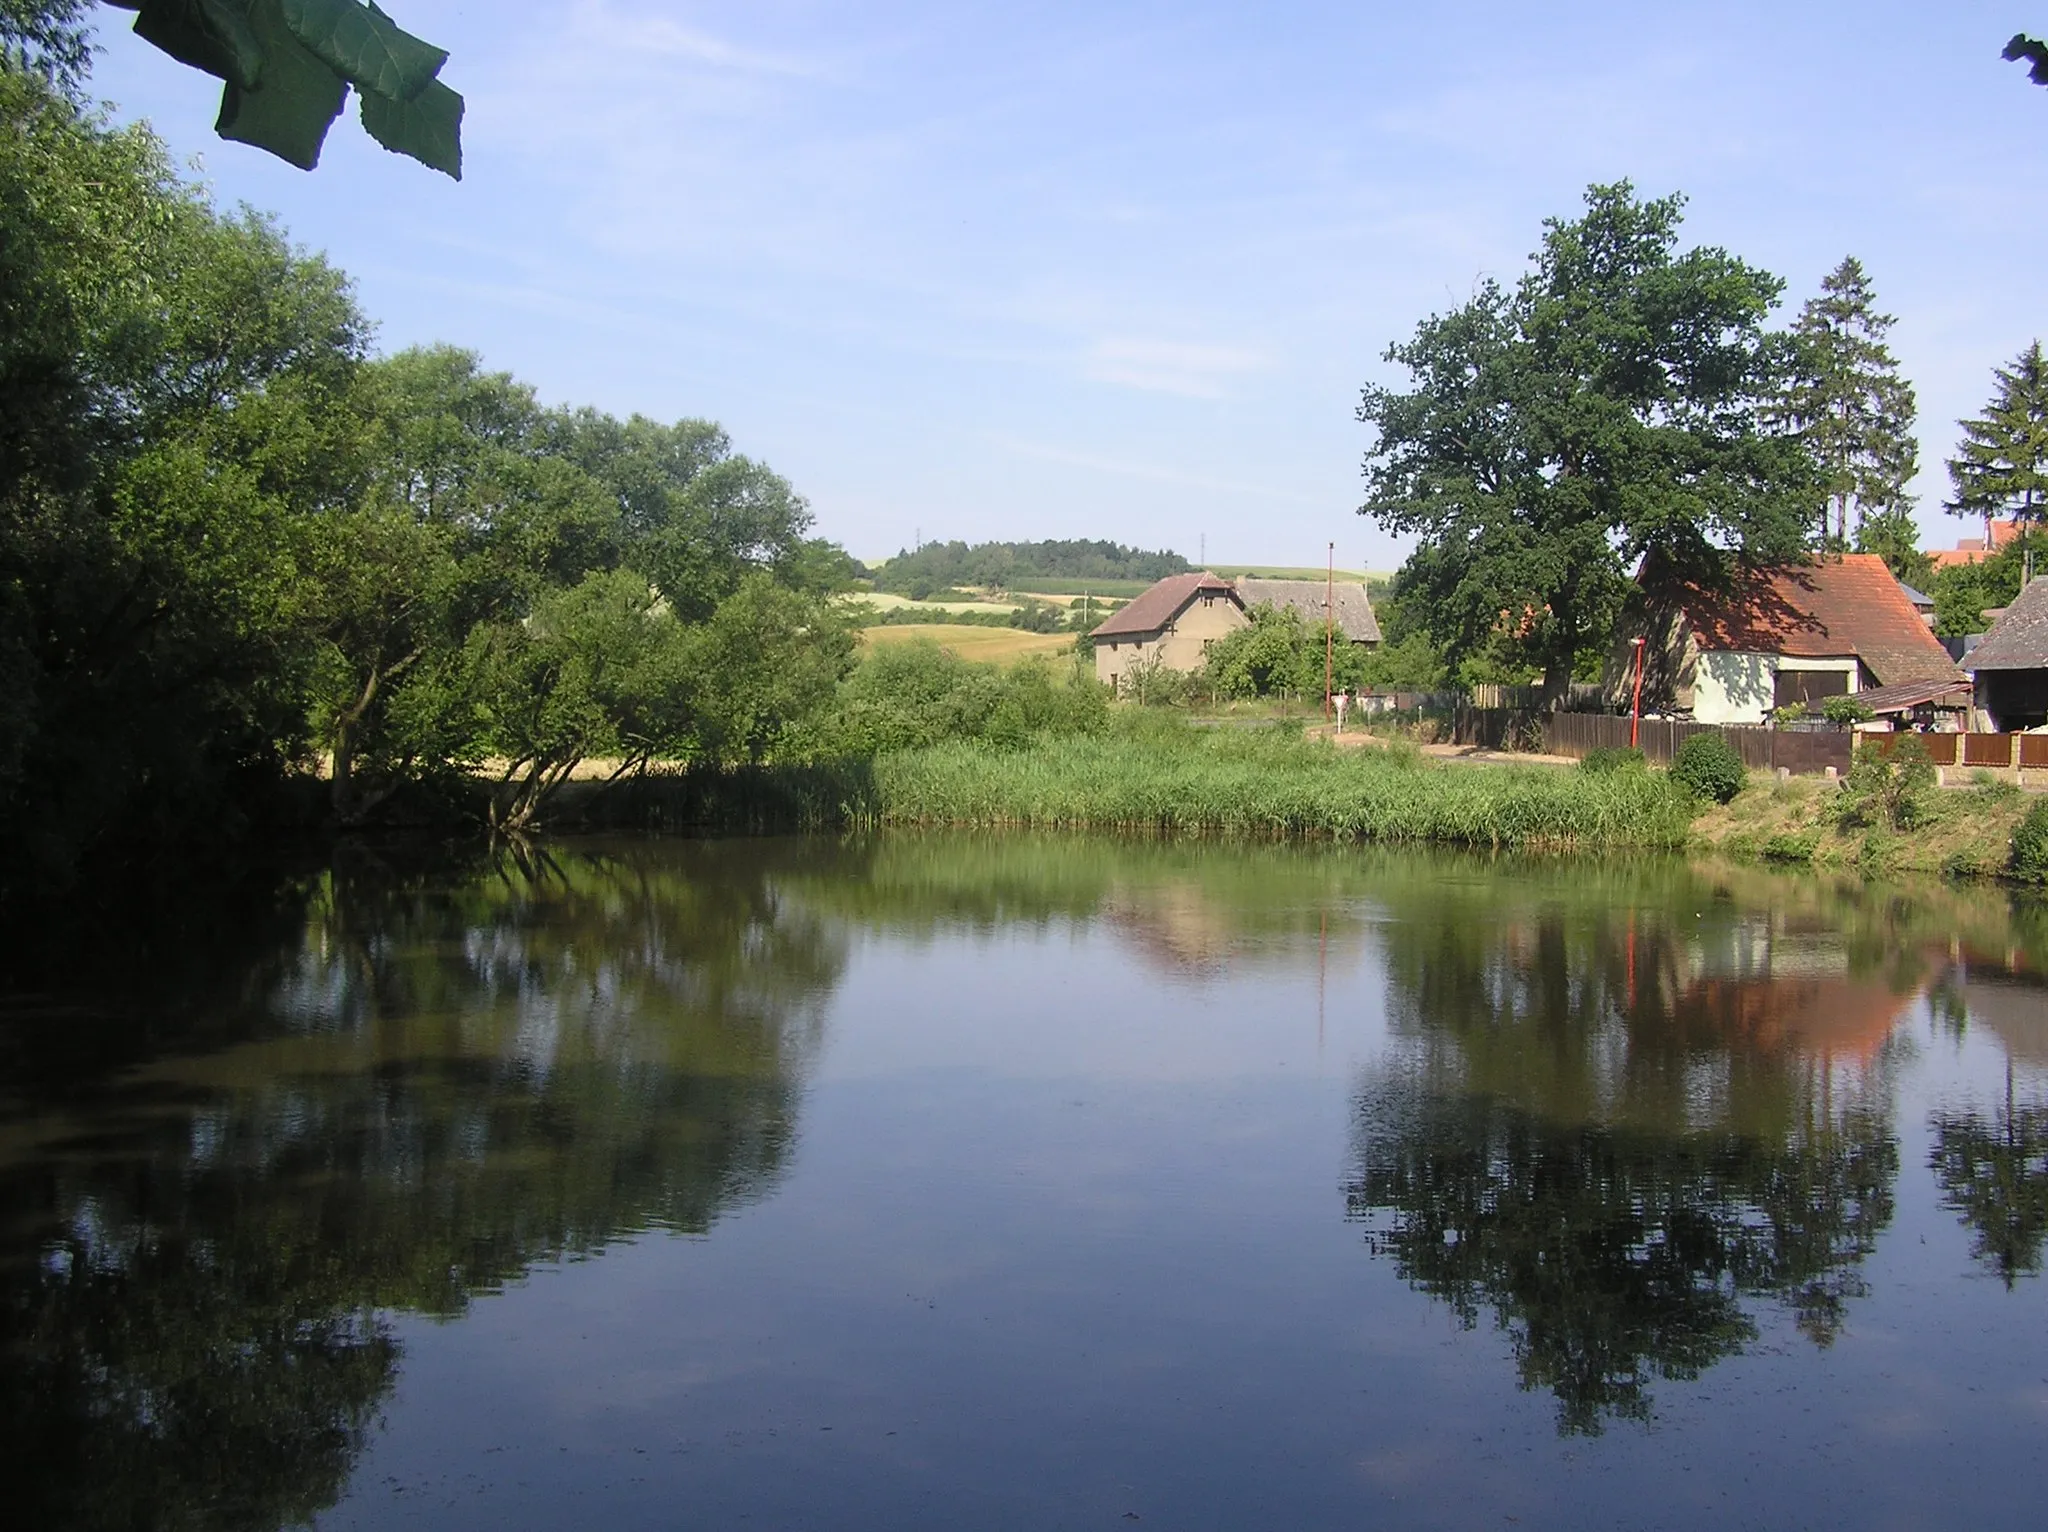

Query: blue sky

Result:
[83,2,2048,570]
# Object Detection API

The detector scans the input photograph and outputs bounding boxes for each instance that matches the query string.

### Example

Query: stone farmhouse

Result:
[1090,573,1380,690]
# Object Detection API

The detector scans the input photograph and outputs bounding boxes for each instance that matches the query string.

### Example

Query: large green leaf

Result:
[360,73,461,179]
[130,0,265,90]
[279,0,445,102]
[214,1,347,171]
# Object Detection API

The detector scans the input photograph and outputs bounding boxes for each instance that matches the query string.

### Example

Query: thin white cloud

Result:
[1083,338,1271,399]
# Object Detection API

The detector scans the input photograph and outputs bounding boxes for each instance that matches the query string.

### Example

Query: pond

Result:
[3,836,2045,1530]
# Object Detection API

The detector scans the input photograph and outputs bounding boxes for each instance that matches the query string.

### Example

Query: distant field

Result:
[861,624,1077,662]
[845,592,1020,615]
[1213,565,1382,582]
[1003,577,1154,598]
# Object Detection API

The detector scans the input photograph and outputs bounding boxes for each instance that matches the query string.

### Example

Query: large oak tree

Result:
[1357,183,1815,697]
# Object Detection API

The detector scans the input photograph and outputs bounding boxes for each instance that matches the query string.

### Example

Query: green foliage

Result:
[1760,828,1820,863]
[1359,182,1814,696]
[2013,799,2048,884]
[0,75,862,873]
[0,0,90,88]
[873,538,1187,596]
[1779,257,1917,552]
[1671,732,1747,803]
[1834,738,1937,832]
[106,0,464,176]
[1204,602,1319,700]
[808,642,1108,757]
[1579,746,1646,775]
[1771,701,1809,726]
[1932,536,2029,636]
[1946,341,2048,575]
[1820,694,1875,726]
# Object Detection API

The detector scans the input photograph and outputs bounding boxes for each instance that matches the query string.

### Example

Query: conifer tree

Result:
[1946,341,2048,582]
[1780,257,1919,556]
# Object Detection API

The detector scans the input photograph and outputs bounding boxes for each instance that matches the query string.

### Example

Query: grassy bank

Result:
[1689,769,2042,880]
[860,730,1691,847]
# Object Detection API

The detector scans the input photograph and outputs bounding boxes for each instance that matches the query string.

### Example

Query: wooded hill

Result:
[872,539,1190,597]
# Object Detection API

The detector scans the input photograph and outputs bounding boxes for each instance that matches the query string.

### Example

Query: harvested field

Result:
[861,624,1077,662]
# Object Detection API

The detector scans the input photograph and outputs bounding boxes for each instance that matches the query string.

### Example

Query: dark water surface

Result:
[4,837,2047,1530]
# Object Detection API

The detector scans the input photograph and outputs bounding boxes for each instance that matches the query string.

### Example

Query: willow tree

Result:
[1358,183,1814,699]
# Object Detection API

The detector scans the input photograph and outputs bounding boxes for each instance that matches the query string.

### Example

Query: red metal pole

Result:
[1630,637,1646,748]
[1324,542,1335,723]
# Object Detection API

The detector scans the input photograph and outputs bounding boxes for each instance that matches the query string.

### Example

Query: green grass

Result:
[861,729,1693,848]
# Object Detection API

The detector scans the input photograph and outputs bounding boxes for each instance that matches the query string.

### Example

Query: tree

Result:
[1930,536,2029,637]
[1777,257,1919,559]
[1946,341,2048,581]
[1359,183,1814,699]
[1203,602,1318,700]
[1,0,462,175]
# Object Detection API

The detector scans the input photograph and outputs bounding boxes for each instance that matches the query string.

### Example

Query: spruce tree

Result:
[1780,257,1919,557]
[1947,341,2048,582]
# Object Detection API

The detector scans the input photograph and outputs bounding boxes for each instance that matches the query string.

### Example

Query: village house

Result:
[1090,573,1247,688]
[1089,573,1381,690]
[1606,554,1964,726]
[1928,518,2023,572]
[1232,579,1383,646]
[1964,575,2048,730]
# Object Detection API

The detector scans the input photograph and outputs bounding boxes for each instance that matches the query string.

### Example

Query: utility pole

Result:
[1324,542,1335,723]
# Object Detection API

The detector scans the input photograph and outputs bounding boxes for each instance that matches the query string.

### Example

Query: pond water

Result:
[3,836,2046,1530]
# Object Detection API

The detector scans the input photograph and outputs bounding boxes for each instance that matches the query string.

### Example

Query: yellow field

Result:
[861,624,1077,662]
[843,592,1019,615]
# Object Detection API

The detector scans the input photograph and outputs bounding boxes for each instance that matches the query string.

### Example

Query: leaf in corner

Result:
[279,0,448,102]
[361,76,463,179]
[132,0,266,89]
[215,2,348,170]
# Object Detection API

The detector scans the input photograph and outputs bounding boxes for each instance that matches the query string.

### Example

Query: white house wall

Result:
[1692,652,1860,725]
[1693,651,1774,724]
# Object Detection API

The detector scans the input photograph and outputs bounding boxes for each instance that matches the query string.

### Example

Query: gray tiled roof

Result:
[1966,576,2048,671]
[1234,579,1382,643]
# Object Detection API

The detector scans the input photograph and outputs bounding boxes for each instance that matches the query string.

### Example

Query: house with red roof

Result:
[1928,519,2023,572]
[1607,554,1965,726]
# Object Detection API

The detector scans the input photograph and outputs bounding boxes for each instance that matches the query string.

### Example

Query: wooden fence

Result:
[1537,712,1855,775]
[1459,708,2041,777]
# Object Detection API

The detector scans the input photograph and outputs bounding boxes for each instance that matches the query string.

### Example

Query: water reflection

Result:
[1346,872,1913,1433]
[0,840,846,1530]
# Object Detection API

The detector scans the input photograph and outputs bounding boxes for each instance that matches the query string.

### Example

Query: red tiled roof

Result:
[1090,572,1239,638]
[1928,519,2022,570]
[1668,554,1962,686]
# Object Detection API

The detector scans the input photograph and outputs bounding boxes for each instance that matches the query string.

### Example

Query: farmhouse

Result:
[1965,575,2048,730]
[1608,554,1964,726]
[1089,573,1382,690]
[1090,573,1247,688]
[1233,579,1383,644]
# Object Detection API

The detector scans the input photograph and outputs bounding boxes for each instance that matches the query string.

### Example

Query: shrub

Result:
[1579,746,1646,775]
[2014,799,2048,885]
[1836,738,1937,831]
[1671,733,1746,804]
[1761,829,1819,864]
[1770,701,1809,727]
[1821,694,1875,727]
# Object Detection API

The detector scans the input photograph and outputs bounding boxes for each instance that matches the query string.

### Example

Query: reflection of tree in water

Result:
[1347,886,1901,1434]
[0,838,847,1529]
[1930,1067,2048,1289]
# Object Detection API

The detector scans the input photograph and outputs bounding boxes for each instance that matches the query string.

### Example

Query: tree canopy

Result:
[0,68,856,880]
[873,538,1189,598]
[1358,182,1815,696]
[1946,340,2048,583]
[1778,256,1920,573]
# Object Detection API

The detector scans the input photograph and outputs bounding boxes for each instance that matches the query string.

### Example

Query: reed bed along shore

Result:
[861,731,1693,849]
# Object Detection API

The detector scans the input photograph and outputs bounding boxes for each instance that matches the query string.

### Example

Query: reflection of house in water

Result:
[1101,882,1365,981]
[1642,912,1917,1064]
[1944,972,2048,1065]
